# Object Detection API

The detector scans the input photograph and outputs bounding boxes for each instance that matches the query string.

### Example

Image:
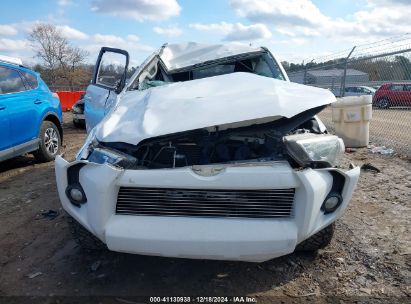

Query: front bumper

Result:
[55,156,359,262]
[73,113,85,121]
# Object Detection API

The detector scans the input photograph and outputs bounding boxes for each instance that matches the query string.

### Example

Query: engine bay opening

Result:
[134,133,286,169]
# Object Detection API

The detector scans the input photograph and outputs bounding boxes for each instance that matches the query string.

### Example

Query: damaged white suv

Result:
[55,43,360,262]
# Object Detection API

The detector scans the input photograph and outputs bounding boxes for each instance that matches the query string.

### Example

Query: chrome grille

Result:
[116,187,295,218]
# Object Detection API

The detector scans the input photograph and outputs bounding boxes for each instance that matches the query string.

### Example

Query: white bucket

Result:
[331,95,372,148]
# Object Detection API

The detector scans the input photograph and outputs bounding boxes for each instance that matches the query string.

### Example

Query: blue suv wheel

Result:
[33,120,62,162]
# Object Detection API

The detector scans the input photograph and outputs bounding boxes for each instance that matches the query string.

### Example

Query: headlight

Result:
[72,105,80,113]
[283,133,344,167]
[88,147,136,168]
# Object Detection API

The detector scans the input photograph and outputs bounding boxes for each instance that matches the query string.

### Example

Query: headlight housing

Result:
[88,147,136,168]
[72,105,80,113]
[283,133,344,167]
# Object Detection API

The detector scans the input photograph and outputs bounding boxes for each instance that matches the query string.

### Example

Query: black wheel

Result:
[33,120,62,162]
[377,98,390,109]
[66,215,106,251]
[296,223,334,252]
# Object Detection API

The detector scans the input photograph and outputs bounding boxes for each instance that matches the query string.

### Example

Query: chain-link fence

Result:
[287,35,411,156]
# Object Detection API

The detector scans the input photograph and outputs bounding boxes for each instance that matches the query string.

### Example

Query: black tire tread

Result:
[33,120,61,162]
[296,223,335,252]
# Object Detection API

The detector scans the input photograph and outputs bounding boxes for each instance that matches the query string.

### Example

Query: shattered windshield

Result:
[191,54,283,80]
[129,52,285,91]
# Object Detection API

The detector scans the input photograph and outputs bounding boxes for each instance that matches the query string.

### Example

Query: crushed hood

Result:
[95,72,336,145]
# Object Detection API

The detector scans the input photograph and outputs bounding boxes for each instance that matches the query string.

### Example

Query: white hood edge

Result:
[95,72,336,145]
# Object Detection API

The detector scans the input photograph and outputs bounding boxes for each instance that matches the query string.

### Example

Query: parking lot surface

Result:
[0,113,409,301]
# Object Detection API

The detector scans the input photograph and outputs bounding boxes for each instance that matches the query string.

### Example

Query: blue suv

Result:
[0,56,63,163]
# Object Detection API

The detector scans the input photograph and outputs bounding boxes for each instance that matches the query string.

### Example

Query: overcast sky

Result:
[1,0,410,66]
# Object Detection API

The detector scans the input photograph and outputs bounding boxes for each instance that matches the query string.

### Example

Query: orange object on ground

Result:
[56,91,85,111]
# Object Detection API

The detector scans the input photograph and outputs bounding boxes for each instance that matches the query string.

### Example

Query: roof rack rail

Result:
[0,55,23,66]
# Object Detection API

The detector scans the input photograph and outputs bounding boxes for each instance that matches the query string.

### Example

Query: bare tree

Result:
[28,23,90,90]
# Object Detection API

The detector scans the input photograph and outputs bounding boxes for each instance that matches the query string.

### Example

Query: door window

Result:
[403,85,411,91]
[21,71,38,89]
[390,85,403,91]
[357,87,369,93]
[0,66,26,94]
[96,52,127,89]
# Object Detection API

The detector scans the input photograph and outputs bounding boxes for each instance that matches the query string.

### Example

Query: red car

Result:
[373,83,411,108]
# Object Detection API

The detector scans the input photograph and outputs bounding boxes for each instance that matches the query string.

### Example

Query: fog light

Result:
[66,184,87,206]
[70,188,84,202]
[322,193,342,214]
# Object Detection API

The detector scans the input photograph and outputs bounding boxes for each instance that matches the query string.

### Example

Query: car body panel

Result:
[344,86,376,97]
[73,113,85,120]
[55,156,360,262]
[84,43,291,132]
[6,86,44,146]
[96,72,336,145]
[373,83,411,107]
[84,47,129,133]
[56,43,359,262]
[0,102,10,150]
[0,61,62,161]
[84,84,111,132]
[72,97,85,125]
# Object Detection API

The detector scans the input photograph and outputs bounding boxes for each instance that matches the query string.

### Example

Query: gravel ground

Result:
[0,113,410,303]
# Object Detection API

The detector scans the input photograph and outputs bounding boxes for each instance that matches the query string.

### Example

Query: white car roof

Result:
[0,55,23,66]
[160,42,264,71]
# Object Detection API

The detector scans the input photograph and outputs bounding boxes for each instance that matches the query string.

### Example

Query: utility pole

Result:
[341,46,356,97]
[303,59,314,85]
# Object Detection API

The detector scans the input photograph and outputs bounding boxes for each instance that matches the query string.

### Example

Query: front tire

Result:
[296,223,334,252]
[33,121,62,162]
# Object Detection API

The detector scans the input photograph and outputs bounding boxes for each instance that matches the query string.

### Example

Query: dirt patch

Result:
[0,113,409,301]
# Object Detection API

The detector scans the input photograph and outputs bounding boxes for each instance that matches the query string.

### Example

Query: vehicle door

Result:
[0,103,9,152]
[356,87,369,96]
[389,84,404,106]
[84,47,129,133]
[402,84,411,106]
[19,70,49,140]
[343,87,351,96]
[0,69,10,151]
[0,66,38,148]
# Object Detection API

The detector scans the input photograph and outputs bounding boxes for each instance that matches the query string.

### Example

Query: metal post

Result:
[303,59,314,85]
[303,65,308,85]
[341,46,356,97]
